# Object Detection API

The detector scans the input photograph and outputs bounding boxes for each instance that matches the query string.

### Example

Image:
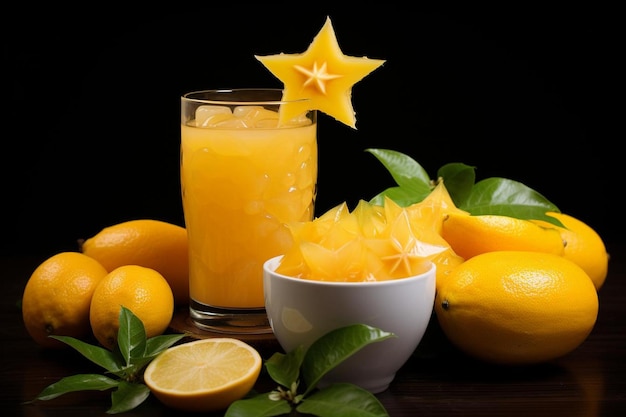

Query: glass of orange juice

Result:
[180,89,317,334]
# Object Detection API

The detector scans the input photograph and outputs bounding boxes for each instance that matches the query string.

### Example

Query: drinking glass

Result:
[180,89,317,334]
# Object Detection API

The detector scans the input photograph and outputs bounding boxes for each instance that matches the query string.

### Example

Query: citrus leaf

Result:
[36,308,185,414]
[365,149,432,192]
[301,324,395,396]
[265,345,306,388]
[437,162,476,207]
[50,335,124,373]
[369,185,430,207]
[225,392,293,417]
[127,334,186,372]
[144,333,186,358]
[296,382,389,417]
[108,381,151,414]
[117,306,147,366]
[33,374,119,401]
[460,177,564,226]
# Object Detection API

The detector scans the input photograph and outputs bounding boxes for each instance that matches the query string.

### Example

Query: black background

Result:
[2,5,621,258]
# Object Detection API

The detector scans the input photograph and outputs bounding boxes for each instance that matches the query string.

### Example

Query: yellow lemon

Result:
[81,219,189,306]
[22,252,108,349]
[89,265,174,350]
[435,251,598,365]
[143,338,262,412]
[441,213,565,260]
[532,212,609,291]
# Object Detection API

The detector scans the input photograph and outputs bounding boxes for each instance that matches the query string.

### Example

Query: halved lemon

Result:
[143,338,262,412]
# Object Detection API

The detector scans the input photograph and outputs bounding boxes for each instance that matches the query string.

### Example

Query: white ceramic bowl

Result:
[263,255,436,393]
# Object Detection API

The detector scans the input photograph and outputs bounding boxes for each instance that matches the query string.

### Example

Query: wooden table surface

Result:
[2,245,625,417]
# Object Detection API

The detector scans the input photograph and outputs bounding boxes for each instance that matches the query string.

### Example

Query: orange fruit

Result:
[89,265,174,350]
[441,213,565,260]
[435,251,599,365]
[532,212,609,290]
[22,252,108,349]
[143,338,262,412]
[81,219,189,305]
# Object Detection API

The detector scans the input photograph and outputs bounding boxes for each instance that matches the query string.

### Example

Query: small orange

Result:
[532,212,609,290]
[89,265,174,350]
[435,251,598,365]
[81,219,189,305]
[22,252,108,349]
[143,338,262,412]
[441,213,565,260]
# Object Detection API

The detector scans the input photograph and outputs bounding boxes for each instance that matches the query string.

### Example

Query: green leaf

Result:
[225,392,293,417]
[460,177,564,227]
[144,333,186,358]
[437,162,476,207]
[264,345,306,388]
[225,325,396,417]
[301,324,395,396]
[297,383,389,417]
[108,381,151,414]
[31,306,188,414]
[365,148,431,193]
[50,336,124,373]
[34,374,119,401]
[126,334,185,375]
[369,186,430,207]
[117,306,147,366]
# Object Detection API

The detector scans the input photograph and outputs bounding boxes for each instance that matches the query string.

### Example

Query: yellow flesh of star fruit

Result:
[255,16,385,129]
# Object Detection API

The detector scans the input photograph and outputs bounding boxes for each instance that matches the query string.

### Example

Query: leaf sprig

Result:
[366,148,565,228]
[27,306,185,414]
[225,324,395,417]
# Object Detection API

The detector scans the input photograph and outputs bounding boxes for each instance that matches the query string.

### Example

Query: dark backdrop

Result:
[2,5,620,258]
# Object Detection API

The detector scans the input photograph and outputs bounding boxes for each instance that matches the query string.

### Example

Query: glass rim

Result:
[181,88,312,106]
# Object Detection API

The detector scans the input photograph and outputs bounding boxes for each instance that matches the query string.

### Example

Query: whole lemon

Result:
[22,252,108,349]
[435,250,598,365]
[89,265,174,350]
[441,213,565,260]
[532,212,609,291]
[81,219,189,305]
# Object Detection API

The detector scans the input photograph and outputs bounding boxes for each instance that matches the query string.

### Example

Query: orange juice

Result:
[181,99,317,310]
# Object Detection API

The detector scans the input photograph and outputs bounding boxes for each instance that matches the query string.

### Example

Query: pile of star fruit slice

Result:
[276,185,462,282]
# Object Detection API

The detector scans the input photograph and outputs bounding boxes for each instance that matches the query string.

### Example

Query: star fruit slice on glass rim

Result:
[255,16,385,129]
